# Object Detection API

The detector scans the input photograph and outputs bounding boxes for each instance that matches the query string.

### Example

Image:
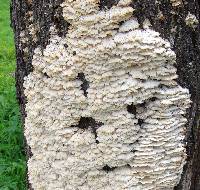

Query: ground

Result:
[0,0,26,189]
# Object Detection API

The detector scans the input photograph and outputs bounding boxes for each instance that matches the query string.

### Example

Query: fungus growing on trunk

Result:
[23,0,191,189]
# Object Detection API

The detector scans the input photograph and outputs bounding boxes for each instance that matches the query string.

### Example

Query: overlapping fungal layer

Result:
[24,0,191,189]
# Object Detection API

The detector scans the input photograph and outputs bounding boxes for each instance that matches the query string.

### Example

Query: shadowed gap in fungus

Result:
[127,98,158,153]
[131,149,137,153]
[138,119,144,126]
[71,117,103,143]
[127,97,157,126]
[77,73,89,97]
[64,43,68,48]
[43,72,50,78]
[148,97,157,102]
[102,165,116,172]
[102,164,132,173]
[99,0,120,10]
[118,20,125,27]
[127,103,137,115]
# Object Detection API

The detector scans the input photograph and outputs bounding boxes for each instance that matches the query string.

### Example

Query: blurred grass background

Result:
[0,0,26,189]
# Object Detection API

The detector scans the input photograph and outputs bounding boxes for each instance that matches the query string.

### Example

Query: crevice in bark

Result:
[27,145,33,158]
[52,2,70,38]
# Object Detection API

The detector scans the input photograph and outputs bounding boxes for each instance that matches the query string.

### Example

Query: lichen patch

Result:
[24,0,191,189]
[185,12,199,28]
[170,0,183,7]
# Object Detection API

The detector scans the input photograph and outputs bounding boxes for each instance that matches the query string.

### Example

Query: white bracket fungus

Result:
[24,0,191,189]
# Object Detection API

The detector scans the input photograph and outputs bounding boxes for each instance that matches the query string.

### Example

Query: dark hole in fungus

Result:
[119,21,125,26]
[44,72,50,78]
[64,44,68,48]
[102,165,116,172]
[158,84,165,89]
[135,139,140,143]
[102,164,131,172]
[131,149,137,153]
[138,102,146,107]
[138,119,144,126]
[73,51,76,56]
[127,104,137,115]
[99,0,120,10]
[72,117,103,144]
[117,21,125,30]
[129,97,157,113]
[77,73,89,97]
[149,97,157,102]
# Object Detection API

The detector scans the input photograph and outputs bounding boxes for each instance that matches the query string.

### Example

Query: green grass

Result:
[0,0,27,189]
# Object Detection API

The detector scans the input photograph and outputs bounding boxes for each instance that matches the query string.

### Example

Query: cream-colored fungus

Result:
[24,0,191,189]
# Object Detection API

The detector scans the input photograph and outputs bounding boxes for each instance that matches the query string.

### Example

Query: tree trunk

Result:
[11,0,200,189]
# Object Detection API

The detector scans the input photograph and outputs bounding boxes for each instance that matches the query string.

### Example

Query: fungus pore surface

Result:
[24,0,191,189]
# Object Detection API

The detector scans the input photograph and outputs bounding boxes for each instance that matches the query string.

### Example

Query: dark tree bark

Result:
[11,0,200,189]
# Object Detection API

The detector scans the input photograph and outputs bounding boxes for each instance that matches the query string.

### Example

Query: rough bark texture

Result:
[11,0,200,189]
